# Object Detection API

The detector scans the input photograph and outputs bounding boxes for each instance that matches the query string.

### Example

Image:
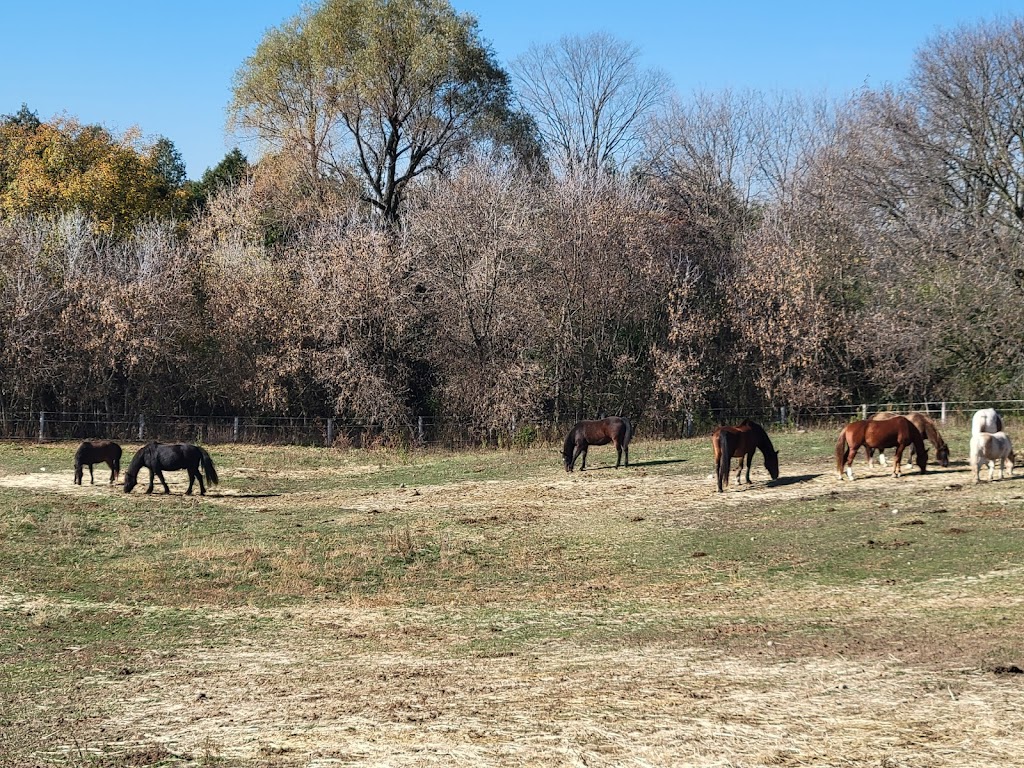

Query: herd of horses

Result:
[73,440,219,495]
[562,408,1013,493]
[70,409,1014,496]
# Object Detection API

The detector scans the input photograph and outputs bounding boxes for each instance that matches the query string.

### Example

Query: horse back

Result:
[76,440,121,463]
[862,417,915,450]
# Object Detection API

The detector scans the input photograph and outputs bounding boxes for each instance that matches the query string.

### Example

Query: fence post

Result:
[233,416,240,443]
[941,401,947,424]
[779,406,787,424]
[326,417,334,447]
[417,416,424,444]
[138,414,145,441]
[861,403,867,420]
[685,412,694,438]
[38,411,45,442]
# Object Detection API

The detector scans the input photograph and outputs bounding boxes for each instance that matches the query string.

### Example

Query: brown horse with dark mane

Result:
[563,416,632,472]
[712,419,780,492]
[73,440,122,485]
[867,411,949,468]
[837,416,927,480]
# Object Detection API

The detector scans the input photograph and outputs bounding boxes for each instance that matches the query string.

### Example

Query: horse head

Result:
[936,444,949,468]
[915,446,928,473]
[123,471,138,493]
[764,448,780,481]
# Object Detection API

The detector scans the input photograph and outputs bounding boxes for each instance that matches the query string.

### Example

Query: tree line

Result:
[1,2,1022,441]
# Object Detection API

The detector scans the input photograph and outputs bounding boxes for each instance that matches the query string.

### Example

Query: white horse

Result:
[969,431,1015,482]
[971,408,1003,435]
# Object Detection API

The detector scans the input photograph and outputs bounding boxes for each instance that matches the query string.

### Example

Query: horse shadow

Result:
[581,458,686,471]
[768,473,821,487]
[627,458,686,468]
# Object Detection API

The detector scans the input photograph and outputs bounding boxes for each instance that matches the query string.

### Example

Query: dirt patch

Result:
[31,601,1018,767]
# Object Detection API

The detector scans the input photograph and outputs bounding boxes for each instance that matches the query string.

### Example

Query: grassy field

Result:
[2,423,1024,767]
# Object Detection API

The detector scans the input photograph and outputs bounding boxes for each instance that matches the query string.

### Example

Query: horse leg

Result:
[88,464,95,485]
[578,446,588,471]
[197,470,207,496]
[185,469,196,495]
[156,470,170,494]
[745,451,755,484]
[107,461,115,485]
[844,444,857,480]
[146,468,155,494]
[615,440,622,469]
[988,460,995,482]
[892,444,905,477]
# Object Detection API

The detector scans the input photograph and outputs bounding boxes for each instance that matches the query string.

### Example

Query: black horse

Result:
[124,442,219,495]
[563,416,633,472]
[74,440,122,485]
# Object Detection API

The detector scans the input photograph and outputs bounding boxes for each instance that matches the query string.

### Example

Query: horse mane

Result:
[920,417,945,449]
[125,442,156,476]
[739,419,775,453]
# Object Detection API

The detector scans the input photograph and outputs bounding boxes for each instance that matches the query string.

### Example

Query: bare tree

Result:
[511,32,670,176]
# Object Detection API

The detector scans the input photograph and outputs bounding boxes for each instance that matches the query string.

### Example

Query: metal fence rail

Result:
[3,400,1022,448]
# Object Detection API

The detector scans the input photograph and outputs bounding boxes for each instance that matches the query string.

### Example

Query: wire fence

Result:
[2,400,1022,449]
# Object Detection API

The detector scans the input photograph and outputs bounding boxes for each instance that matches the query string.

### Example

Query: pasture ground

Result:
[1,424,1024,767]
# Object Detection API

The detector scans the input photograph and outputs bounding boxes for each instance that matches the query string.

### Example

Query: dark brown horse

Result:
[124,442,219,495]
[74,440,122,485]
[867,411,949,468]
[712,419,780,492]
[563,416,632,472]
[837,417,927,480]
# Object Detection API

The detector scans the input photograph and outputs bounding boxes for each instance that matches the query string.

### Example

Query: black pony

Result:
[563,416,633,472]
[123,442,219,495]
[74,440,122,485]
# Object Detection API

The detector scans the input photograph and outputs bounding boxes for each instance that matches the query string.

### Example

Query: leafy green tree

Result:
[230,0,533,223]
[189,148,250,210]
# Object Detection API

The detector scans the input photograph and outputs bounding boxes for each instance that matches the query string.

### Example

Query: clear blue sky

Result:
[3,0,1022,179]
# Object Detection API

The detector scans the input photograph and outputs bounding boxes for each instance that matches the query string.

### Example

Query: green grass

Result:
[2,429,1024,765]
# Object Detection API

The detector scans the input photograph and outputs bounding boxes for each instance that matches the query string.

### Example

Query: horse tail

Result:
[622,417,633,447]
[200,448,219,486]
[835,427,849,475]
[562,427,576,467]
[995,412,1004,432]
[716,429,731,491]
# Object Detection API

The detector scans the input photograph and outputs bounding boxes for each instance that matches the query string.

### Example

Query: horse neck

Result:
[126,448,149,474]
[752,425,774,454]
[922,419,944,448]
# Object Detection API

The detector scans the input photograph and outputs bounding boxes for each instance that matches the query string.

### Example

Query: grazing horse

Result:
[712,419,780,492]
[867,411,950,468]
[969,431,1015,483]
[563,416,632,472]
[972,408,1003,435]
[123,442,219,495]
[837,417,927,480]
[73,440,122,485]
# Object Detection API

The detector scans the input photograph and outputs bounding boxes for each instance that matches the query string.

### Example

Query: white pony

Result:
[971,408,1003,435]
[969,431,1015,483]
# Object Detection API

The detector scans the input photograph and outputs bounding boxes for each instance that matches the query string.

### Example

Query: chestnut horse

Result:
[563,416,632,472]
[712,419,780,492]
[867,411,949,468]
[837,416,927,480]
[73,440,122,485]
